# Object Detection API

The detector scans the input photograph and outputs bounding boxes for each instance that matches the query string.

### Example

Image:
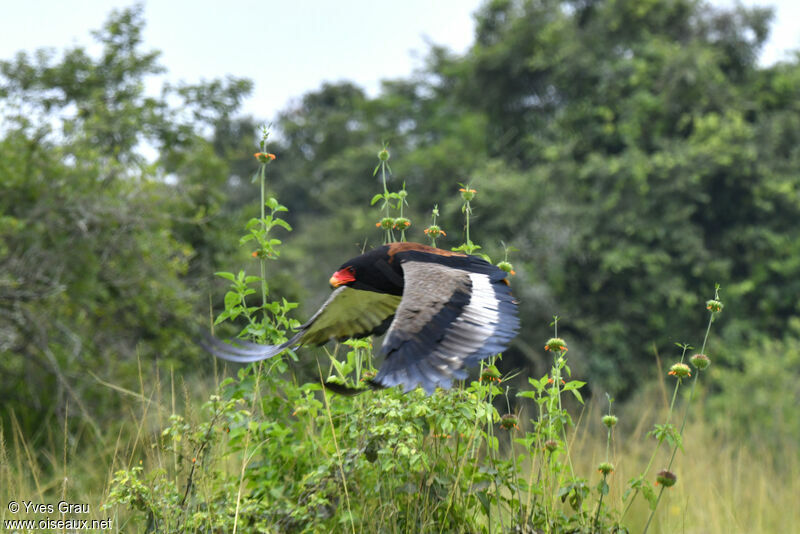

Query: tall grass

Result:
[2,366,797,533]
[576,379,800,533]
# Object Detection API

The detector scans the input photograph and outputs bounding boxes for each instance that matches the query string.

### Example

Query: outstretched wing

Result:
[206,286,402,363]
[373,257,519,393]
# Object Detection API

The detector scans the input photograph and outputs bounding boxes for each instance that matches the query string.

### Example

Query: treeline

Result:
[2,0,799,445]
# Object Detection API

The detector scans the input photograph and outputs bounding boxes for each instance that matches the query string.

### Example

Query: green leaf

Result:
[224,291,240,310]
[215,271,236,281]
[273,218,292,231]
[370,193,384,205]
[563,380,586,391]
[476,491,491,515]
[642,484,658,509]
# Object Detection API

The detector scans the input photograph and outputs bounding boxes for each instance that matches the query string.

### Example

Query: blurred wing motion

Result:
[373,255,519,393]
[205,286,401,363]
[205,242,520,393]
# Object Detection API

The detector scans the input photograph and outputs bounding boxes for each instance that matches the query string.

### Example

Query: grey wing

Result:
[373,260,519,393]
[205,287,402,363]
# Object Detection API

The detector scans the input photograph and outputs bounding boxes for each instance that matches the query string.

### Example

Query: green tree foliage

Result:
[0,6,255,439]
[266,0,800,398]
[2,0,799,454]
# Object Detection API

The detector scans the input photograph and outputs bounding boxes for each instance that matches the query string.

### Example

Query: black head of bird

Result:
[205,242,520,394]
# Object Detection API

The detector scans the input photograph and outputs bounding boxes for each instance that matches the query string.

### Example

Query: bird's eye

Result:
[347,266,355,274]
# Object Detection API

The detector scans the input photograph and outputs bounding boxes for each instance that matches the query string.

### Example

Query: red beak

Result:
[329,268,356,288]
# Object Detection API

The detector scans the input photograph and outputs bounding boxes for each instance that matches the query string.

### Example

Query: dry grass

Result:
[569,386,800,534]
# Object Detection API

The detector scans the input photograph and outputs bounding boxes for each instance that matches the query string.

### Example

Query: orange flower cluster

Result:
[424,227,446,237]
[500,414,519,430]
[668,362,691,378]
[480,366,502,382]
[544,338,568,352]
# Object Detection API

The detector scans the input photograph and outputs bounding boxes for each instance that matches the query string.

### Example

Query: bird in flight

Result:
[206,242,520,394]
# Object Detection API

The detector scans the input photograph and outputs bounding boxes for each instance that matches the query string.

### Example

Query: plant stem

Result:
[259,163,268,317]
[593,473,608,531]
[642,288,720,532]
[380,159,393,243]
[621,344,688,521]
[316,359,356,534]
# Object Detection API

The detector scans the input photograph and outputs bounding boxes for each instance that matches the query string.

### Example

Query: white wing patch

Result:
[434,273,500,362]
[377,260,518,393]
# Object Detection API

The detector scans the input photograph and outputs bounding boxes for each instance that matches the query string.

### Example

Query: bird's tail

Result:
[201,331,302,363]
[321,379,384,396]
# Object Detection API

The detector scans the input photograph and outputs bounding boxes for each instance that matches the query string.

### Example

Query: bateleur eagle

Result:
[206,242,520,394]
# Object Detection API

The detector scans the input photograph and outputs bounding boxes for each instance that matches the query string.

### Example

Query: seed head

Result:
[544,439,559,452]
[690,353,711,371]
[459,187,476,201]
[500,413,519,431]
[393,217,411,231]
[378,148,390,161]
[668,362,691,379]
[655,469,677,487]
[602,415,618,428]
[480,365,501,383]
[545,338,568,352]
[424,225,446,238]
[597,462,614,475]
[497,260,516,276]
[376,217,395,230]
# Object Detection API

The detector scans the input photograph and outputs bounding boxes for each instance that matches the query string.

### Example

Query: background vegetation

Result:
[1,0,798,532]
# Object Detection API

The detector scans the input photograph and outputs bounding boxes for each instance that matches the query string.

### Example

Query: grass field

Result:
[2,362,796,533]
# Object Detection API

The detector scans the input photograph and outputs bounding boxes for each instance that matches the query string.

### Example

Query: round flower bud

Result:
[376,217,395,230]
[602,415,618,428]
[597,462,614,475]
[480,366,501,382]
[668,362,691,379]
[378,148,390,161]
[544,338,568,352]
[424,225,446,238]
[459,187,476,201]
[393,217,411,231]
[706,299,724,313]
[500,414,519,431]
[497,261,516,275]
[690,353,711,371]
[655,470,677,487]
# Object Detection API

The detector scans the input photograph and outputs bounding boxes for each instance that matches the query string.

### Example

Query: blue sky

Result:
[2,1,797,124]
